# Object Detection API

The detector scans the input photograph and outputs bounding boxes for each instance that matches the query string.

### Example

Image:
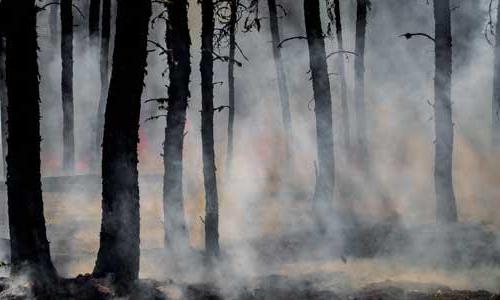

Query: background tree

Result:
[61,0,75,172]
[93,0,151,287]
[3,0,57,282]
[88,0,100,48]
[0,36,7,178]
[225,0,237,175]
[50,2,58,47]
[492,0,500,148]
[304,0,335,233]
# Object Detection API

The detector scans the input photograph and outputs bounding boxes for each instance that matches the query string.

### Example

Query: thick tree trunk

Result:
[4,0,57,281]
[0,37,7,178]
[93,0,151,286]
[267,0,292,169]
[94,0,111,169]
[163,0,191,254]
[304,0,335,233]
[61,0,75,173]
[434,0,457,223]
[226,0,237,176]
[88,0,101,48]
[334,0,350,152]
[201,0,220,259]
[354,0,369,170]
[492,0,500,148]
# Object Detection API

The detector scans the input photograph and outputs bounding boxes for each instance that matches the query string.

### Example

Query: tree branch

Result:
[399,32,435,42]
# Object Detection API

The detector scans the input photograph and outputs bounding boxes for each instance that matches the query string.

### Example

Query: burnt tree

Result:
[61,0,75,172]
[49,2,58,47]
[201,0,220,258]
[433,0,457,222]
[226,0,237,175]
[88,0,101,48]
[3,0,57,281]
[93,0,151,286]
[0,36,7,178]
[492,0,500,148]
[304,0,335,232]
[163,0,191,253]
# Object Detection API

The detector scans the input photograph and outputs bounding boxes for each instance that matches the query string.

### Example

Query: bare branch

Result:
[399,32,435,42]
[278,36,307,48]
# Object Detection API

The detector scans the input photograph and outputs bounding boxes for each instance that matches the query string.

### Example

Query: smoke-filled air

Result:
[0,0,499,299]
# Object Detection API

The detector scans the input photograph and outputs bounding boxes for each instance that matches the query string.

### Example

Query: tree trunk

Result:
[267,0,292,169]
[49,2,58,47]
[354,0,369,170]
[163,0,191,254]
[201,0,220,259]
[0,37,7,179]
[304,0,335,233]
[61,0,75,173]
[88,0,100,48]
[94,0,111,170]
[93,0,151,286]
[492,0,500,148]
[3,0,57,281]
[226,0,237,176]
[434,0,457,223]
[334,0,350,153]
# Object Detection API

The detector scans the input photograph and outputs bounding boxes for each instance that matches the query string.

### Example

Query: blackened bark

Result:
[434,0,457,223]
[226,0,237,175]
[334,0,350,152]
[61,0,75,172]
[201,0,220,258]
[304,0,335,232]
[4,0,57,280]
[268,0,292,168]
[93,0,151,285]
[88,0,101,48]
[354,0,369,169]
[163,0,191,253]
[492,0,500,148]
[0,37,7,178]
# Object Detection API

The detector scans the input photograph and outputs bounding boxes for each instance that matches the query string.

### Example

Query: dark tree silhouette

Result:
[93,0,151,287]
[267,0,292,169]
[492,0,500,148]
[49,2,58,47]
[88,0,100,48]
[61,0,75,172]
[304,0,335,232]
[226,0,237,175]
[0,36,7,178]
[163,0,191,254]
[3,0,57,281]
[201,0,220,259]
[354,0,369,170]
[433,0,457,222]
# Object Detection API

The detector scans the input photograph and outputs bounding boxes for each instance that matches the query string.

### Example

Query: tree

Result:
[88,0,100,48]
[201,0,220,259]
[93,0,151,287]
[61,0,75,172]
[433,0,457,222]
[2,0,57,282]
[267,0,293,170]
[163,0,191,254]
[0,36,7,178]
[492,0,500,148]
[49,2,58,47]
[304,0,335,232]
[354,0,369,170]
[226,0,237,175]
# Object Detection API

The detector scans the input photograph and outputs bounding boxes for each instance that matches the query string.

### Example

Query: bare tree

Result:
[492,0,500,148]
[0,36,7,178]
[226,0,237,176]
[93,0,151,288]
[88,0,100,47]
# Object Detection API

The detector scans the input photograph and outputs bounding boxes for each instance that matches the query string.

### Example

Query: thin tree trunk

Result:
[334,0,350,152]
[304,0,335,233]
[4,0,57,281]
[163,0,191,254]
[88,0,101,48]
[61,0,75,172]
[226,0,237,176]
[49,2,58,47]
[268,0,292,169]
[0,37,7,179]
[492,0,500,148]
[201,0,220,259]
[434,0,457,223]
[354,0,369,171]
[94,0,111,169]
[93,0,151,287]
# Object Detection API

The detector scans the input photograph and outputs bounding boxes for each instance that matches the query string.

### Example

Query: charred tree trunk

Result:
[268,0,292,169]
[434,0,457,223]
[304,0,335,233]
[0,37,7,178]
[61,0,75,172]
[88,0,101,48]
[163,0,191,254]
[3,0,57,281]
[201,0,220,259]
[334,0,350,152]
[95,0,111,169]
[226,0,237,176]
[492,0,500,148]
[49,2,58,47]
[93,0,151,286]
